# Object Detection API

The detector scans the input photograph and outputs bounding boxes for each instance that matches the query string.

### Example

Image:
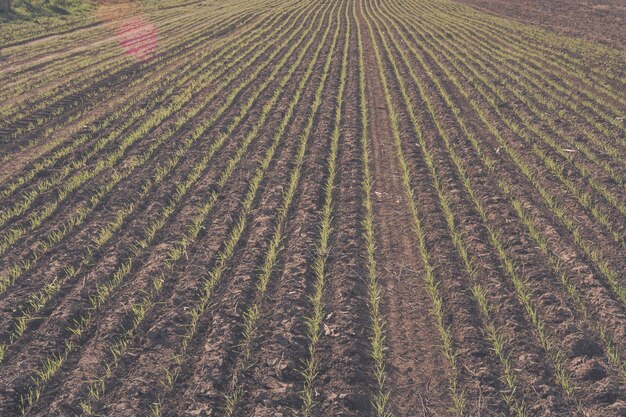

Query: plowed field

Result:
[0,0,624,416]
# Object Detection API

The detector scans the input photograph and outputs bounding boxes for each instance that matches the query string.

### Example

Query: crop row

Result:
[368,0,624,413]
[1,0,622,415]
[433,0,626,126]
[2,11,254,171]
[75,1,336,413]
[385,0,626,308]
[0,5,253,117]
[0,6,194,104]
[354,1,390,414]
[0,0,311,359]
[0,6,289,297]
[1,4,282,365]
[363,3,468,414]
[212,3,342,416]
[391,0,626,372]
[298,2,348,414]
[0,8,260,160]
[0,1,330,414]
[408,3,626,184]
[0,0,201,48]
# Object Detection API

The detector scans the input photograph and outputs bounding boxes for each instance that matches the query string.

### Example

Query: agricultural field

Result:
[0,0,624,415]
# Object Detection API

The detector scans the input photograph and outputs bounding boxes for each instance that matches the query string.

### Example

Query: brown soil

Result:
[0,0,624,416]
[453,0,626,50]
[359,5,452,414]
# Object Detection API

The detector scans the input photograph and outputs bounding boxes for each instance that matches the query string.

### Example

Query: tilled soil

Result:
[453,0,626,50]
[0,0,624,416]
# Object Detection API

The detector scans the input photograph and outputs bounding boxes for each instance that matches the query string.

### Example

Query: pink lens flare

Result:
[116,16,159,61]
[95,1,160,62]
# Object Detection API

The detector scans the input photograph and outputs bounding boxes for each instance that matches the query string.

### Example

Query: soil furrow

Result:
[1,0,624,415]
[357,1,452,415]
